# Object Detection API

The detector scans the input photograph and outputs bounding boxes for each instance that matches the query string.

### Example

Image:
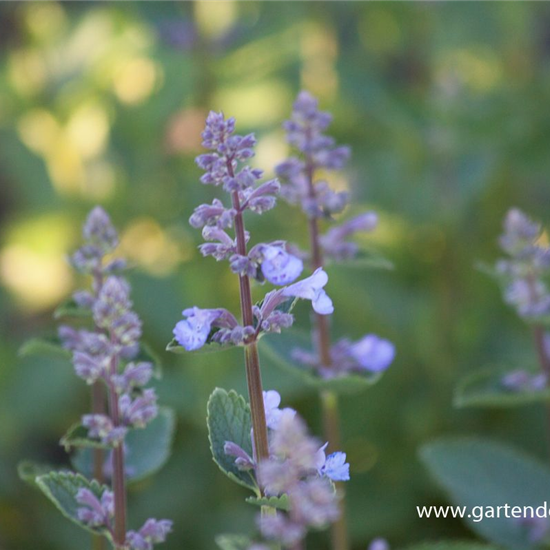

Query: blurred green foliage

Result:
[1,2,550,549]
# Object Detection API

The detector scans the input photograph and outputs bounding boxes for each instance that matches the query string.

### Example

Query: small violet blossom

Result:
[292,334,395,380]
[368,539,391,550]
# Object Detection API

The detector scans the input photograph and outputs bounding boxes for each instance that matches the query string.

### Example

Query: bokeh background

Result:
[1,2,550,549]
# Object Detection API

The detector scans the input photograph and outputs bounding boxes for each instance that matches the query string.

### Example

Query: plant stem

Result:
[91,382,106,550]
[533,325,550,454]
[305,159,349,550]
[91,382,106,482]
[107,350,127,547]
[230,188,270,468]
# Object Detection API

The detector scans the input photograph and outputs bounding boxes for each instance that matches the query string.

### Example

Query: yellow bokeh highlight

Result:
[0,214,74,311]
[113,57,159,105]
[214,82,291,127]
[25,2,67,42]
[301,22,339,99]
[120,219,190,277]
[66,102,110,160]
[17,109,61,155]
[194,1,237,38]
[8,49,46,97]
[254,132,288,177]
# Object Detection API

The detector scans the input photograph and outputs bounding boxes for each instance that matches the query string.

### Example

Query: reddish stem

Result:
[304,157,349,550]
[228,161,270,468]
[107,345,126,547]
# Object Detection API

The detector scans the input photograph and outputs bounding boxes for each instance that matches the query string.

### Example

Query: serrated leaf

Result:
[216,535,253,550]
[18,460,60,488]
[71,408,176,484]
[332,248,394,270]
[61,423,108,451]
[207,388,257,492]
[245,494,290,511]
[454,367,550,408]
[18,336,71,359]
[54,298,92,320]
[35,471,112,539]
[260,331,382,395]
[403,543,504,550]
[420,438,550,550]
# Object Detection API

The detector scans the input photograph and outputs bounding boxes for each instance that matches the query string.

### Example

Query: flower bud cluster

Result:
[276,92,395,378]
[495,208,550,320]
[292,334,395,379]
[76,488,172,549]
[223,391,349,548]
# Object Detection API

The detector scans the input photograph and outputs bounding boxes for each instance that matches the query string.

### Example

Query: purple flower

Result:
[76,488,114,528]
[261,245,304,286]
[350,335,395,372]
[368,539,391,550]
[112,362,153,394]
[500,208,541,256]
[93,276,133,328]
[320,212,378,261]
[501,370,547,392]
[82,414,127,446]
[224,441,255,470]
[263,390,296,430]
[119,388,158,428]
[83,207,118,254]
[73,351,109,384]
[282,268,333,315]
[316,445,350,482]
[126,518,173,550]
[189,199,236,229]
[173,307,224,351]
[504,278,550,319]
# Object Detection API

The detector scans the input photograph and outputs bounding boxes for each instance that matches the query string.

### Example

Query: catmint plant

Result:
[20,208,173,550]
[169,111,348,548]
[493,208,550,392]
[275,91,396,550]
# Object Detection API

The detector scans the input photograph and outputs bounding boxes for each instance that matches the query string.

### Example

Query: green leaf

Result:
[18,460,60,488]
[403,543,504,550]
[18,336,70,359]
[35,471,113,539]
[207,388,257,492]
[71,408,176,484]
[166,337,236,355]
[454,367,550,408]
[260,331,382,395]
[216,535,253,550]
[54,298,92,320]
[420,438,550,550]
[245,494,290,511]
[134,341,163,378]
[60,423,108,451]
[332,248,394,270]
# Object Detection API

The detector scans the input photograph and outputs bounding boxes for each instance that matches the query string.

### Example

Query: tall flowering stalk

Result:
[276,92,396,550]
[171,112,348,548]
[493,209,550,416]
[39,208,172,550]
[173,112,334,466]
